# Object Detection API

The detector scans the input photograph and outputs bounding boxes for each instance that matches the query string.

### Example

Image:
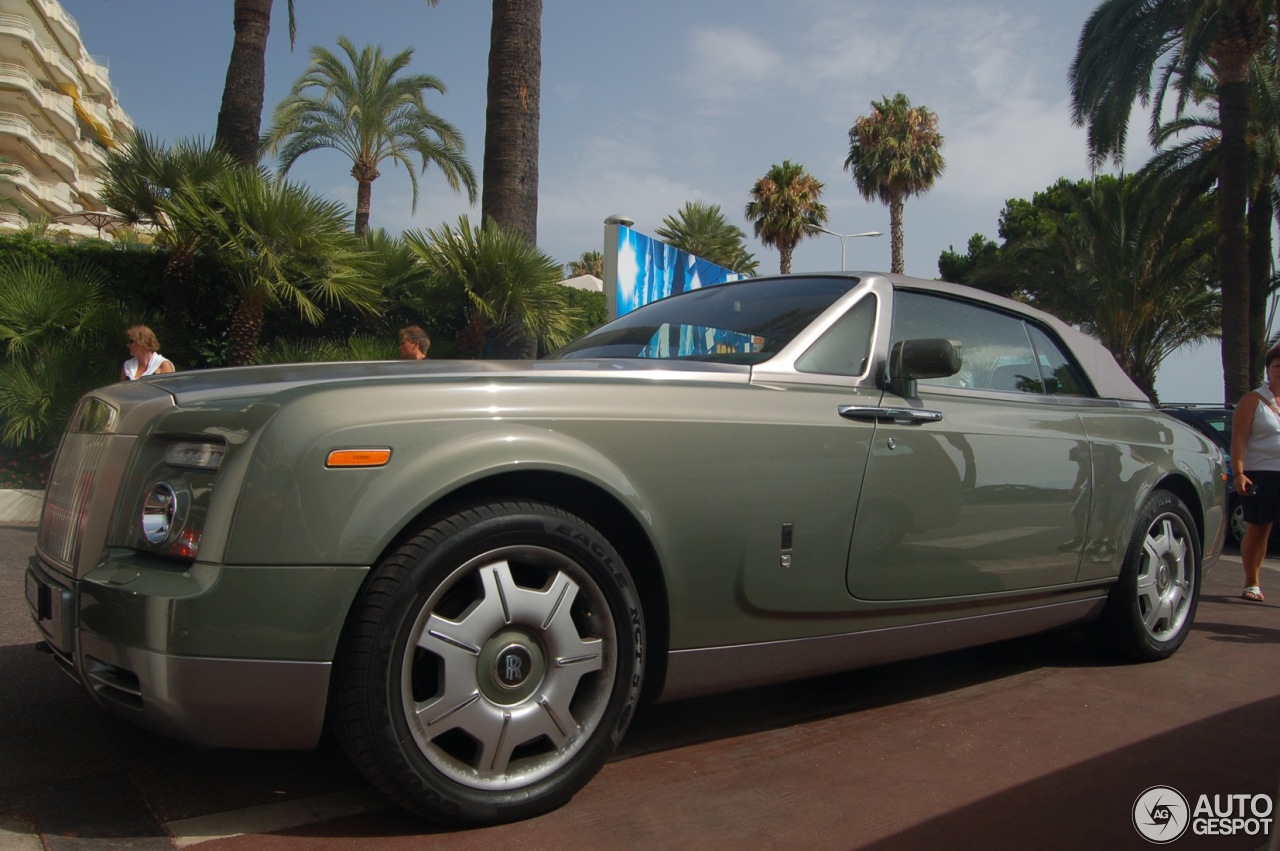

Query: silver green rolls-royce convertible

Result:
[25,272,1226,826]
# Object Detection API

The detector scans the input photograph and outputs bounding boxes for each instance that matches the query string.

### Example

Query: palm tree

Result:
[215,1,441,165]
[1070,0,1273,402]
[101,132,238,355]
[404,215,581,359]
[482,0,542,245]
[264,36,477,237]
[0,258,124,448]
[161,167,383,365]
[844,92,945,275]
[254,333,397,364]
[995,173,1219,400]
[566,250,603,278]
[744,160,828,274]
[1148,50,1280,387]
[655,201,759,275]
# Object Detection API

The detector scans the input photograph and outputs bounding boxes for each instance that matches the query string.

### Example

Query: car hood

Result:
[130,358,754,406]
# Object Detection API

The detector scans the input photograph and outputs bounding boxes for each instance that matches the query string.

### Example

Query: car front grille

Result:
[37,431,110,574]
[36,395,124,578]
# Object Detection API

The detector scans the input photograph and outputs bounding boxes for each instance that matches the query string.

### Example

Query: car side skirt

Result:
[658,595,1107,703]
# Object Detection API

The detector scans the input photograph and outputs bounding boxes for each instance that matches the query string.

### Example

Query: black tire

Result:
[1228,494,1245,549]
[331,500,644,826]
[1090,489,1200,662]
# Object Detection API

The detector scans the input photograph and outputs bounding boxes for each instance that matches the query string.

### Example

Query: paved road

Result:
[2,522,1278,850]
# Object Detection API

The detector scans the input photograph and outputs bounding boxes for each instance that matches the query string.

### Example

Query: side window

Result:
[891,291,1042,393]
[796,295,876,376]
[1027,324,1093,396]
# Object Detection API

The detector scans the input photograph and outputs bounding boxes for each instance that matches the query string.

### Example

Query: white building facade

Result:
[0,0,132,237]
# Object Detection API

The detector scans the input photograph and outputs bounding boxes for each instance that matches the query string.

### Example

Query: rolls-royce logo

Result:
[495,645,533,688]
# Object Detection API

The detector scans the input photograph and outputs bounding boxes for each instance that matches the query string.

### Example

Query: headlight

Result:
[165,440,225,470]
[138,479,202,559]
[141,483,177,544]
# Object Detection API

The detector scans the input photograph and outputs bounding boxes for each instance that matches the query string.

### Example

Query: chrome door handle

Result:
[838,405,944,425]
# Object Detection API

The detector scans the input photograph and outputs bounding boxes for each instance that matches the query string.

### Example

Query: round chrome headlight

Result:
[141,483,178,544]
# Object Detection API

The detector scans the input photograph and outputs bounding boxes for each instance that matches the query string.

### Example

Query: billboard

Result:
[603,222,746,318]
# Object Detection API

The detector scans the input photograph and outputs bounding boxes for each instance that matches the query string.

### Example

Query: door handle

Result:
[838,405,944,425]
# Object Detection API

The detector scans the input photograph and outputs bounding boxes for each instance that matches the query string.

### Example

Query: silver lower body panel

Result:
[658,596,1106,703]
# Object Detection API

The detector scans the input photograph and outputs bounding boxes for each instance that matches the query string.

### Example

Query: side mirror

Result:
[887,338,962,399]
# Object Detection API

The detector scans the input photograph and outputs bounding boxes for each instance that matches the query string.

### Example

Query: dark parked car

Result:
[26,273,1227,826]
[1159,405,1242,546]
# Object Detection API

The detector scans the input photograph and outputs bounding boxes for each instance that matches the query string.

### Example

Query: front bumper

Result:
[25,555,362,750]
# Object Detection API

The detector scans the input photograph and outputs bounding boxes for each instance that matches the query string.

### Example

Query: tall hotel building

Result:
[0,0,132,237]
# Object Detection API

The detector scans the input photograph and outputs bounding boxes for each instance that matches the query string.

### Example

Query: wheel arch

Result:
[358,469,670,706]
[1154,472,1206,552]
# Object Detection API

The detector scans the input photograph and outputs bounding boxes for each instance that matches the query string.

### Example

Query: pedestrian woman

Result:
[121,324,175,381]
[1230,343,1280,602]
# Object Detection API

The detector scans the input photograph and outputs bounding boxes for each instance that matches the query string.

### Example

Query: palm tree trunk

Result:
[889,195,905,274]
[459,313,487,359]
[1216,52,1253,403]
[161,239,197,359]
[779,243,793,275]
[1247,185,1272,388]
[216,0,272,166]
[355,179,373,237]
[227,292,267,366]
[482,0,541,246]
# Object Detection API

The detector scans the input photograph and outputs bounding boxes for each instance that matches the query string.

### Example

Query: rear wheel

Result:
[331,500,644,826]
[1091,489,1200,662]
[1229,494,1245,549]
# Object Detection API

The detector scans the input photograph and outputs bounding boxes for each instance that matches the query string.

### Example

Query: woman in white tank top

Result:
[121,324,175,381]
[1230,345,1280,602]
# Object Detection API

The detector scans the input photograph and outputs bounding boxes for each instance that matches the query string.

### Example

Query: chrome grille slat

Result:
[37,431,110,571]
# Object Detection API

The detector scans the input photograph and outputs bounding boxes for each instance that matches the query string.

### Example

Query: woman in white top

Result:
[121,324,175,381]
[1230,344,1280,602]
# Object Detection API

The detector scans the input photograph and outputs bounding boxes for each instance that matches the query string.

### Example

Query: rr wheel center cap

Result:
[495,644,534,688]
[477,630,547,705]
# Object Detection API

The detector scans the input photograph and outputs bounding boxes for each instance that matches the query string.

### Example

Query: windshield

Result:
[548,276,861,363]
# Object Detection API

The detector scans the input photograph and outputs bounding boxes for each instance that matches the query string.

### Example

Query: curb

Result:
[0,489,43,524]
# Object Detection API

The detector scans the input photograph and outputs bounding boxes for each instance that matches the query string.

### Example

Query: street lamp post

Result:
[814,226,883,270]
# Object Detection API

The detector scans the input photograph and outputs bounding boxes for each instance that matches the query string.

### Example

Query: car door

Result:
[845,290,1091,601]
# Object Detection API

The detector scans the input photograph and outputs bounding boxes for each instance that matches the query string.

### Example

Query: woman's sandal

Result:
[1243,586,1265,602]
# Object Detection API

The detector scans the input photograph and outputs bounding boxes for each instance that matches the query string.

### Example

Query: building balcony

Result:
[0,59,79,139]
[32,0,80,41]
[38,131,77,181]
[75,52,110,97]
[74,135,106,168]
[0,13,79,87]
[0,109,77,179]
[1,146,75,215]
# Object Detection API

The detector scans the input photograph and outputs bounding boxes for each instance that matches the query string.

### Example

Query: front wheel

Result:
[1090,489,1200,662]
[331,500,644,826]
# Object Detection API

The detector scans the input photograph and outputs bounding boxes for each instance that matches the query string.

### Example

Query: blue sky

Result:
[61,0,1226,400]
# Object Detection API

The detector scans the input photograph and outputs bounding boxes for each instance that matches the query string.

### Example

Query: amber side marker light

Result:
[326,448,392,468]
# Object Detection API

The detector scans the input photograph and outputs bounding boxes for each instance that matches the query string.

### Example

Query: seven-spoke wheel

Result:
[332,500,644,826]
[1092,489,1200,661]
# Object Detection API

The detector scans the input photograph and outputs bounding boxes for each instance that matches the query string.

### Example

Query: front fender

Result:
[224,397,650,566]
